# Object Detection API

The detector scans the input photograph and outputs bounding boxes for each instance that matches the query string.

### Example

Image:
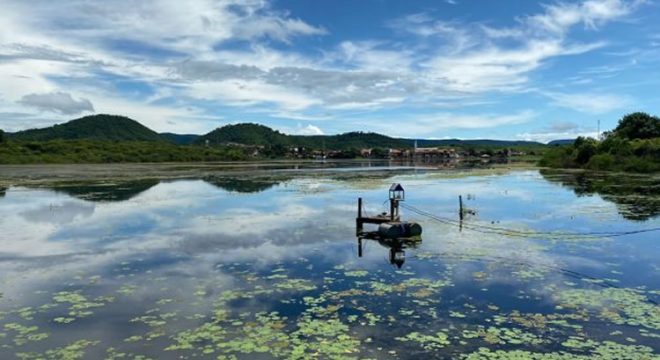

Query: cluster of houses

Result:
[228,143,525,160]
[387,147,459,161]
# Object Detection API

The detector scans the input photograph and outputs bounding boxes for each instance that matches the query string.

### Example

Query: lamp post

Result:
[389,183,405,221]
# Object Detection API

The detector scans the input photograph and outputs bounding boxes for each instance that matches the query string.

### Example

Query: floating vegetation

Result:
[396,331,450,350]
[1,170,659,358]
[462,341,659,359]
[15,339,99,360]
[117,285,138,296]
[344,270,369,277]
[555,288,660,330]
[3,323,49,346]
[274,279,317,292]
[52,291,114,320]
[462,326,544,345]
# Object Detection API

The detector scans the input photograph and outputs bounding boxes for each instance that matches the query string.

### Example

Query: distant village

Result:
[224,142,529,160]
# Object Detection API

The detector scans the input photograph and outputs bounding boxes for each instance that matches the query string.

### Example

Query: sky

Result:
[0,0,659,142]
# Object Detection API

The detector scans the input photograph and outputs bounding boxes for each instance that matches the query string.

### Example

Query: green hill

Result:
[160,133,200,145]
[548,139,575,146]
[198,123,408,150]
[11,114,165,142]
[197,123,291,146]
[197,123,543,150]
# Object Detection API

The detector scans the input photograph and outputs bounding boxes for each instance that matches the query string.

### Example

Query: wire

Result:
[400,203,660,240]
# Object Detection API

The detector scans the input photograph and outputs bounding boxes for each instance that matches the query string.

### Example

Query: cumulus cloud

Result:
[0,0,648,134]
[18,91,94,115]
[279,124,324,136]
[548,121,580,132]
[516,130,598,143]
[544,91,633,114]
[359,110,536,137]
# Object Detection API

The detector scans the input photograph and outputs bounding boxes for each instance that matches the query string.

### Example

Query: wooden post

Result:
[459,195,464,221]
[356,197,363,236]
[358,237,363,257]
[390,199,395,221]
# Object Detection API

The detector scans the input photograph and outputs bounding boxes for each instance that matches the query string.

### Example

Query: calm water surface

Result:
[0,166,658,359]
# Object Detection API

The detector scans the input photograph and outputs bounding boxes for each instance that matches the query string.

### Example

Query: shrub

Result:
[613,112,660,139]
[585,154,615,171]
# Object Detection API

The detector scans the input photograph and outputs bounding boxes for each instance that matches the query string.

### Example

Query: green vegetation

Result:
[0,114,548,164]
[199,123,546,151]
[540,112,660,173]
[540,169,660,221]
[0,139,248,164]
[10,114,165,142]
[198,122,408,150]
[159,132,199,145]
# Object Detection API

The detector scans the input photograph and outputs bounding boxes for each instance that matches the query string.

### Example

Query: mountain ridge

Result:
[10,114,165,142]
[5,115,548,148]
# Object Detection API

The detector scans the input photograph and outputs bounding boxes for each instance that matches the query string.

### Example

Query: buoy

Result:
[378,221,422,239]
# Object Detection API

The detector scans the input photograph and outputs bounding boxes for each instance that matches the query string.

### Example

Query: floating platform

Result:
[378,221,422,239]
[356,190,423,239]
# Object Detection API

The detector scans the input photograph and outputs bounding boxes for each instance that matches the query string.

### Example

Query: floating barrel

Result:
[378,221,422,239]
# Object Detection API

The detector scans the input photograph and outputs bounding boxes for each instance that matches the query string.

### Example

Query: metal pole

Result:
[356,197,363,235]
[358,237,363,257]
[390,199,395,221]
[459,195,464,221]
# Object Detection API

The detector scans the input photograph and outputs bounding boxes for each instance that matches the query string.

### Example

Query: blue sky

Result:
[1,0,659,142]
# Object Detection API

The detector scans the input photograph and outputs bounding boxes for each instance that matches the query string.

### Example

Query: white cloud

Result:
[279,124,324,136]
[361,110,536,137]
[528,0,642,34]
[19,91,94,115]
[185,79,321,111]
[0,0,648,133]
[517,130,598,143]
[544,91,633,114]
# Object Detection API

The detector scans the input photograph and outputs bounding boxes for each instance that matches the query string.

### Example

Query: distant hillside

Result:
[198,123,290,146]
[411,139,544,147]
[11,114,165,142]
[197,123,544,150]
[160,132,200,145]
[548,139,575,146]
[198,123,409,150]
[7,115,549,150]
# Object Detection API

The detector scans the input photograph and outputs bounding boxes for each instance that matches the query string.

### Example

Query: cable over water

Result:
[400,203,660,240]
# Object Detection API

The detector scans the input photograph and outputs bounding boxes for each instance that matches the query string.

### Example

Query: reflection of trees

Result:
[49,179,160,202]
[204,177,284,193]
[540,169,660,221]
[0,186,6,197]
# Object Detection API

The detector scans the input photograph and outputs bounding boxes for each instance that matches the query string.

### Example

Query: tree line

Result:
[539,112,660,173]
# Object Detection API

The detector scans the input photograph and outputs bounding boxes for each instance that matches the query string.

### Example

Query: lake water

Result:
[0,165,658,359]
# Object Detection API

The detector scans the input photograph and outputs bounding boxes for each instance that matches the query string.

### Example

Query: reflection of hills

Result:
[49,179,160,202]
[204,177,285,193]
[540,169,660,221]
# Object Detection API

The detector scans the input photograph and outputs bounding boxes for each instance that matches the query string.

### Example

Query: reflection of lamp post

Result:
[389,183,405,221]
[389,247,405,268]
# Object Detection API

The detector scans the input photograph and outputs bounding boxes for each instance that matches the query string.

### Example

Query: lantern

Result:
[389,183,405,201]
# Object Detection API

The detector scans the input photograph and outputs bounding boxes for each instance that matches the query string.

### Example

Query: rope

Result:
[400,203,660,240]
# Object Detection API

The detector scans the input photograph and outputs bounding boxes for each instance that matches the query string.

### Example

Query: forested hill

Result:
[198,123,544,149]
[197,123,410,149]
[10,114,165,142]
[197,123,291,146]
[4,115,546,149]
[160,133,200,145]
